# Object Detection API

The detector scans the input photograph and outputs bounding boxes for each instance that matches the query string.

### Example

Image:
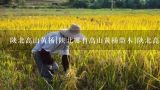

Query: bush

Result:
[89,0,104,9]
[72,0,89,8]
[89,0,111,9]
[115,0,125,8]
[89,3,101,9]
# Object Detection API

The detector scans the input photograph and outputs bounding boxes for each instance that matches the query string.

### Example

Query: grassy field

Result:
[1,9,160,16]
[0,9,160,90]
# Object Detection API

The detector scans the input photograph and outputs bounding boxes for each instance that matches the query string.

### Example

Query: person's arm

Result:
[62,55,70,72]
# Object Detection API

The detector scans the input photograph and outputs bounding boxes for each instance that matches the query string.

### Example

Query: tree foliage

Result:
[1,0,160,9]
[72,0,90,8]
[69,0,160,8]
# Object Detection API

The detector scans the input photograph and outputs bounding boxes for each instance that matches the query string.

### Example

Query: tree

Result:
[147,0,160,8]
[111,0,115,10]
[69,0,76,4]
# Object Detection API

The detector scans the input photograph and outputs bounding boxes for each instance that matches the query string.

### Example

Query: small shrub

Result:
[72,0,89,8]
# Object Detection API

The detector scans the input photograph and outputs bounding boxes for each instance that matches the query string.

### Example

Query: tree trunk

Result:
[111,0,114,10]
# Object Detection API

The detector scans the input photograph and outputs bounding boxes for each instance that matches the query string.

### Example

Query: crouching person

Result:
[32,24,85,84]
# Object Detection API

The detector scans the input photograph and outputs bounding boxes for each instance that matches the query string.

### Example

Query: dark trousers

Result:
[33,49,55,81]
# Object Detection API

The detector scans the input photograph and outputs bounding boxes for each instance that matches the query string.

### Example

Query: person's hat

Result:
[60,24,85,41]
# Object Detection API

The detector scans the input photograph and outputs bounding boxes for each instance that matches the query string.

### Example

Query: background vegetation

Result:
[0,0,160,9]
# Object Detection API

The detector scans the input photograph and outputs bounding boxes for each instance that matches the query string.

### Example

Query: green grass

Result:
[1,8,160,16]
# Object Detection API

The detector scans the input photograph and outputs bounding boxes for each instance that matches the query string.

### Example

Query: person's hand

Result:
[48,62,59,74]
[52,62,59,71]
